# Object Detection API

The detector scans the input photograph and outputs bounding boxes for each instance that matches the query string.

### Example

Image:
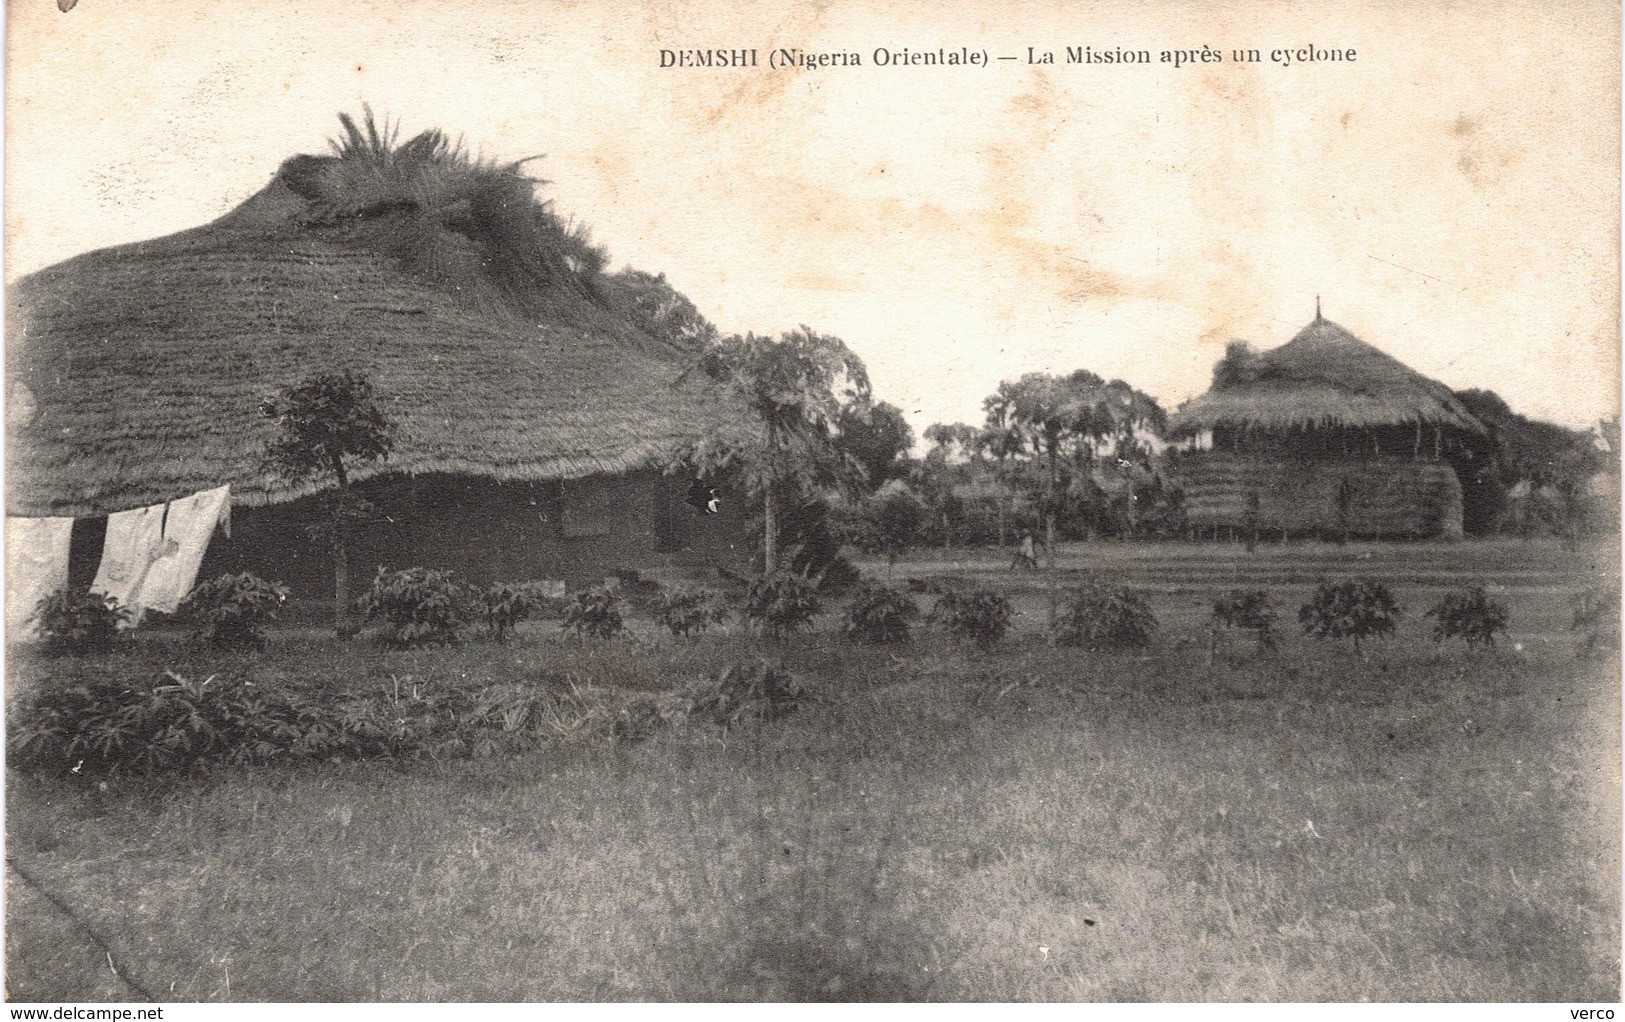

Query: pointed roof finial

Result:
[1315,295,1322,322]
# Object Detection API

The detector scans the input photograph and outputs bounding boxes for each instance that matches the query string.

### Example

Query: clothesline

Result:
[6,484,231,637]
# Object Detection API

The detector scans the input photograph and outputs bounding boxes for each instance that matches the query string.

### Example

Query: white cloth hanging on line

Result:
[91,503,167,626]
[140,485,231,615]
[5,516,74,639]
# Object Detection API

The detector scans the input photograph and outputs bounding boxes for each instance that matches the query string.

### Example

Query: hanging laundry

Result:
[5,516,73,639]
[91,503,167,626]
[141,485,231,615]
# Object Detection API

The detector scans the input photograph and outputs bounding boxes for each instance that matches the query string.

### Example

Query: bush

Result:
[850,484,929,571]
[685,661,807,728]
[359,567,472,646]
[1054,582,1157,649]
[180,573,290,648]
[7,666,577,776]
[562,586,624,640]
[27,590,128,656]
[931,587,1013,649]
[1210,589,1280,652]
[1426,586,1510,649]
[657,585,731,639]
[744,573,821,639]
[480,581,559,642]
[845,584,919,645]
[1572,586,1620,658]
[612,698,666,742]
[1298,579,1401,651]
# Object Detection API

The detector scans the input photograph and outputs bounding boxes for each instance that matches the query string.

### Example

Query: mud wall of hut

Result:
[65,470,749,598]
[1175,453,1465,539]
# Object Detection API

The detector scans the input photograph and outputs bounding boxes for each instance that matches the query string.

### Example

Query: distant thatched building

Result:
[6,115,750,596]
[1168,308,1485,540]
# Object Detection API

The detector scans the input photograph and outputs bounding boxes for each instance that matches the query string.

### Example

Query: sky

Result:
[5,0,1620,437]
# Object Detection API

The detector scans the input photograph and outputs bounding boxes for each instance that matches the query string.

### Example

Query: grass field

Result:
[5,538,1619,1002]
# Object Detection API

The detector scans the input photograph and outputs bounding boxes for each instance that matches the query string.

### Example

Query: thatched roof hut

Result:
[1167,308,1485,540]
[1168,310,1483,439]
[7,113,751,589]
[8,135,744,517]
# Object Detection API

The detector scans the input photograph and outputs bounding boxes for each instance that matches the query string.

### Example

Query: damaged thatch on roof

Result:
[1168,314,1485,437]
[6,109,750,518]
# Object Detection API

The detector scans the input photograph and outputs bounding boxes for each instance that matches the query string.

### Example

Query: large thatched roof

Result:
[6,122,748,518]
[1168,312,1485,437]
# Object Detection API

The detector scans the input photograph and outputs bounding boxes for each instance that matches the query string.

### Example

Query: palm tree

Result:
[684,327,870,573]
[983,370,1165,624]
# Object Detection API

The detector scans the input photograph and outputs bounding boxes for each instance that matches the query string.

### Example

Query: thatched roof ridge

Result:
[1167,314,1484,437]
[6,163,748,518]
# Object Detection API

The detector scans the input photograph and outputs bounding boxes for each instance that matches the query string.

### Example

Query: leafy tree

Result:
[261,369,395,638]
[982,370,1165,623]
[900,457,957,548]
[1210,340,1264,389]
[915,422,985,545]
[851,481,929,578]
[605,269,719,353]
[978,422,1026,546]
[923,421,983,464]
[683,327,871,573]
[837,399,914,494]
[1453,388,1606,538]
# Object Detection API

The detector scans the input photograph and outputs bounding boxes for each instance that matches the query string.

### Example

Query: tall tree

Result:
[918,422,984,546]
[606,269,719,353]
[1454,388,1606,537]
[685,326,871,574]
[983,370,1165,623]
[922,422,983,464]
[261,370,395,638]
[837,399,914,495]
[978,422,1026,547]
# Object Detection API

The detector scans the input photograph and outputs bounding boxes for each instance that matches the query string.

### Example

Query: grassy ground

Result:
[6,538,1619,1001]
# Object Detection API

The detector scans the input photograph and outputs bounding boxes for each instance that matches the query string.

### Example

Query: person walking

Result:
[1012,528,1038,571]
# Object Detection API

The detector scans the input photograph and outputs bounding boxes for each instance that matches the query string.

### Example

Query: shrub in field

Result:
[849,483,929,577]
[744,573,821,639]
[480,581,558,642]
[8,669,328,776]
[1210,589,1280,652]
[7,666,580,776]
[658,585,731,638]
[1572,586,1620,658]
[11,669,225,775]
[931,587,1013,649]
[685,661,807,728]
[27,590,128,656]
[180,573,290,648]
[845,584,919,645]
[1298,579,1401,651]
[1425,586,1510,649]
[612,698,665,742]
[562,586,624,640]
[1054,582,1158,649]
[359,567,472,646]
